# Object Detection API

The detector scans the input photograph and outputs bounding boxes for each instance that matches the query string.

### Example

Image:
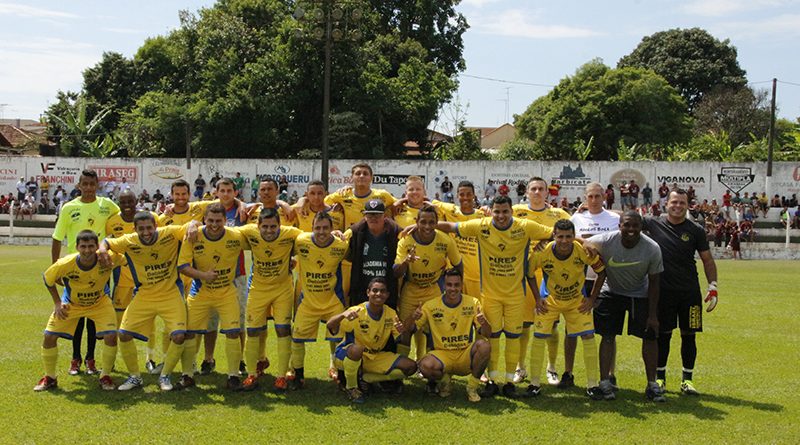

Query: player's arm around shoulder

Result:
[522,218,553,240]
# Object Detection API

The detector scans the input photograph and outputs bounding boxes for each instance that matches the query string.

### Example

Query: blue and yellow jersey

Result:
[528,241,604,302]
[416,295,483,350]
[436,202,483,283]
[294,233,349,308]
[157,201,211,227]
[178,226,246,295]
[395,230,462,293]
[292,204,344,232]
[238,224,302,289]
[337,303,400,355]
[52,197,119,253]
[324,188,395,228]
[105,225,187,299]
[455,217,552,300]
[246,203,288,225]
[106,211,158,289]
[43,253,124,306]
[393,204,445,229]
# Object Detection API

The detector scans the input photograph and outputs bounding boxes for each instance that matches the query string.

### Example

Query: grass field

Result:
[2,245,798,444]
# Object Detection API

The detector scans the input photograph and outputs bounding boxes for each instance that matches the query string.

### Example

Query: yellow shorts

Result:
[247,285,294,333]
[334,349,403,375]
[291,298,344,342]
[206,275,248,331]
[398,285,442,321]
[44,298,117,339]
[119,290,186,341]
[113,286,134,312]
[533,298,594,338]
[187,286,241,334]
[482,296,524,337]
[463,277,481,301]
[428,346,475,376]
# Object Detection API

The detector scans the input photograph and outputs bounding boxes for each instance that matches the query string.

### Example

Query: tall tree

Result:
[692,85,771,147]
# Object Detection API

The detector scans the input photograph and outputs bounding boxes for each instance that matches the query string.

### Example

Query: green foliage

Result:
[692,86,771,147]
[618,28,747,112]
[82,52,139,129]
[433,124,487,160]
[45,95,112,157]
[493,137,539,160]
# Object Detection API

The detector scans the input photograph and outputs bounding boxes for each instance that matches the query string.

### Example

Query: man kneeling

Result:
[327,278,416,403]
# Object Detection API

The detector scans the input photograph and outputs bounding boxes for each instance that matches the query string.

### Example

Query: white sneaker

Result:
[546,370,560,386]
[512,367,527,384]
[159,375,173,391]
[118,375,143,391]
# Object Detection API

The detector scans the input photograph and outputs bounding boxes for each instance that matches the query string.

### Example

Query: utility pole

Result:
[766,78,777,197]
[321,0,332,189]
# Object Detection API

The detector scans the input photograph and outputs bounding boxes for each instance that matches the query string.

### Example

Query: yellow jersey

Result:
[455,217,552,300]
[294,233,349,308]
[393,204,446,229]
[337,303,400,355]
[395,230,462,293]
[105,211,159,288]
[416,295,483,350]
[237,224,302,290]
[291,204,344,232]
[437,202,483,283]
[245,203,288,225]
[52,197,119,253]
[105,225,187,299]
[43,252,124,306]
[157,201,211,226]
[178,226,246,295]
[512,204,571,228]
[529,241,604,302]
[324,188,395,228]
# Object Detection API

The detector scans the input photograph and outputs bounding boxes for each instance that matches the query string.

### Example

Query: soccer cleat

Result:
[546,370,560,386]
[273,376,288,393]
[84,359,98,375]
[438,380,452,398]
[68,359,81,376]
[425,380,439,395]
[479,381,500,398]
[501,382,518,398]
[239,361,247,376]
[681,380,700,396]
[242,375,259,391]
[33,376,57,392]
[178,374,196,389]
[556,372,575,389]
[347,387,365,404]
[199,359,215,375]
[599,380,616,400]
[227,375,243,391]
[159,375,173,391]
[512,367,528,384]
[523,384,541,397]
[656,378,666,391]
[328,366,339,382]
[286,375,304,391]
[646,383,666,403]
[99,375,115,390]
[256,359,269,377]
[118,375,143,391]
[480,371,489,383]
[145,360,161,374]
[466,386,481,403]
[586,386,605,400]
[609,375,619,392]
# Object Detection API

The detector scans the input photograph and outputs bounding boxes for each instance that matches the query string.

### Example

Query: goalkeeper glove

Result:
[704,281,718,312]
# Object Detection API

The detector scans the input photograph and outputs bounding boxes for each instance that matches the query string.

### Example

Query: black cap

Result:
[363,199,385,214]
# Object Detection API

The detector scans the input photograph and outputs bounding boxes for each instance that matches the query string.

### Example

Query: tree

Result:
[692,85,770,147]
[432,123,487,161]
[515,59,691,160]
[618,28,747,112]
[45,95,112,156]
[493,137,539,161]
[82,52,139,129]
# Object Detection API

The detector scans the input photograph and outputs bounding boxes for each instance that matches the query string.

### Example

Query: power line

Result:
[777,80,800,88]
[461,74,554,87]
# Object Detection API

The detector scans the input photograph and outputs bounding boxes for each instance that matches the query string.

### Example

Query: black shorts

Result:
[594,291,656,340]
[658,289,703,333]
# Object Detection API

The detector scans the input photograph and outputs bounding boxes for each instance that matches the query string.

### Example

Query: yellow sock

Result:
[276,336,291,376]
[258,331,267,361]
[244,336,260,377]
[488,338,500,381]
[146,335,157,361]
[119,340,140,376]
[582,336,599,387]
[504,337,521,383]
[363,368,405,382]
[547,327,560,371]
[343,357,361,389]
[413,332,427,361]
[397,343,411,357]
[290,342,305,370]
[161,329,171,356]
[518,326,531,369]
[467,375,481,389]
[161,341,184,376]
[101,344,117,377]
[42,346,58,378]
[181,337,198,375]
[528,337,546,386]
[225,337,242,376]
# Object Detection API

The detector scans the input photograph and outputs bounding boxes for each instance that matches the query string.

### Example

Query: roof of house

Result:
[0,124,47,150]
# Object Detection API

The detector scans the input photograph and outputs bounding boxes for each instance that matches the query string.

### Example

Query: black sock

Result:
[85,319,97,360]
[657,332,672,381]
[681,334,697,380]
[295,367,305,380]
[72,317,85,360]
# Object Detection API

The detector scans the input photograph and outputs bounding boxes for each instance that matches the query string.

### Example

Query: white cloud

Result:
[472,9,601,39]
[682,0,792,17]
[714,13,800,39]
[0,2,77,19]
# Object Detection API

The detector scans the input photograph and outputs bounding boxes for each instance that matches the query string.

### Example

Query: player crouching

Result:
[327,278,417,403]
[35,230,124,391]
[406,268,492,403]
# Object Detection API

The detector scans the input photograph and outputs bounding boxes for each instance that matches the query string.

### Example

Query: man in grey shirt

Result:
[588,211,665,402]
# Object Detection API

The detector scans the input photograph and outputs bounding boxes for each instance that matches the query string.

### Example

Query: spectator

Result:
[657,181,670,210]
[202,190,214,201]
[793,207,800,229]
[250,177,259,202]
[757,192,769,217]
[0,193,10,214]
[233,172,245,197]
[118,177,132,194]
[742,205,755,222]
[485,180,496,199]
[19,192,35,219]
[559,196,569,210]
[628,179,640,209]
[779,206,790,228]
[40,176,50,212]
[103,177,117,199]
[729,225,741,260]
[136,197,149,211]
[548,179,561,200]
[16,177,27,201]
[70,185,81,199]
[139,189,151,203]
[771,194,782,208]
[279,175,289,193]
[713,221,725,247]
[650,202,661,216]
[740,219,755,242]
[194,174,206,199]
[605,184,615,209]
[152,189,164,203]
[498,181,510,198]
[210,172,221,189]
[480,191,493,207]
[686,185,696,203]
[619,181,630,210]
[642,182,652,207]
[289,190,299,205]
[789,194,798,208]
[709,199,720,217]
[440,176,454,203]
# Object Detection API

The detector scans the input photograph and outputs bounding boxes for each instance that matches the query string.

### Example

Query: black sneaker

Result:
[609,374,619,392]
[239,361,247,376]
[556,372,575,389]
[479,381,500,398]
[586,386,605,400]
[178,374,196,389]
[646,384,666,403]
[227,375,243,391]
[200,359,215,375]
[501,382,517,398]
[425,380,439,395]
[523,384,541,397]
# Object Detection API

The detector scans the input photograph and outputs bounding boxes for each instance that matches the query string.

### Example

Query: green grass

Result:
[2,245,798,444]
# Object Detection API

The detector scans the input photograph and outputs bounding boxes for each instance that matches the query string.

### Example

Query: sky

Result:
[1,0,799,131]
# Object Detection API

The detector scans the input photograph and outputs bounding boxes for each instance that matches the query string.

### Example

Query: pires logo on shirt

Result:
[497,243,506,251]
[150,252,159,260]
[316,259,325,268]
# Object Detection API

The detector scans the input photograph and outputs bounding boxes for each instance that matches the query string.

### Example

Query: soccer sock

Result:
[161,341,185,376]
[582,337,599,388]
[101,344,117,378]
[244,336,260,377]
[467,375,481,390]
[258,331,267,361]
[181,337,198,375]
[546,328,560,372]
[681,334,697,380]
[119,340,140,376]
[363,369,406,383]
[276,336,291,376]
[42,346,58,378]
[161,330,171,357]
[85,319,97,360]
[290,342,305,370]
[397,343,411,357]
[488,338,500,381]
[413,332,427,361]
[657,332,672,381]
[343,357,361,389]
[72,317,85,360]
[504,337,521,383]
[518,326,531,370]
[528,337,546,386]
[146,335,157,361]
[225,337,242,377]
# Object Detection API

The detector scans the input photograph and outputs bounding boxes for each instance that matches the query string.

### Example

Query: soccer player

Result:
[98,212,196,391]
[177,204,248,390]
[292,180,344,232]
[408,268,492,402]
[246,177,296,224]
[35,230,124,391]
[238,208,304,392]
[524,219,606,399]
[436,180,484,298]
[436,195,552,397]
[588,211,665,402]
[394,204,462,359]
[645,189,718,395]
[290,212,349,389]
[328,278,417,403]
[512,177,571,386]
[394,176,440,228]
[51,169,119,376]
